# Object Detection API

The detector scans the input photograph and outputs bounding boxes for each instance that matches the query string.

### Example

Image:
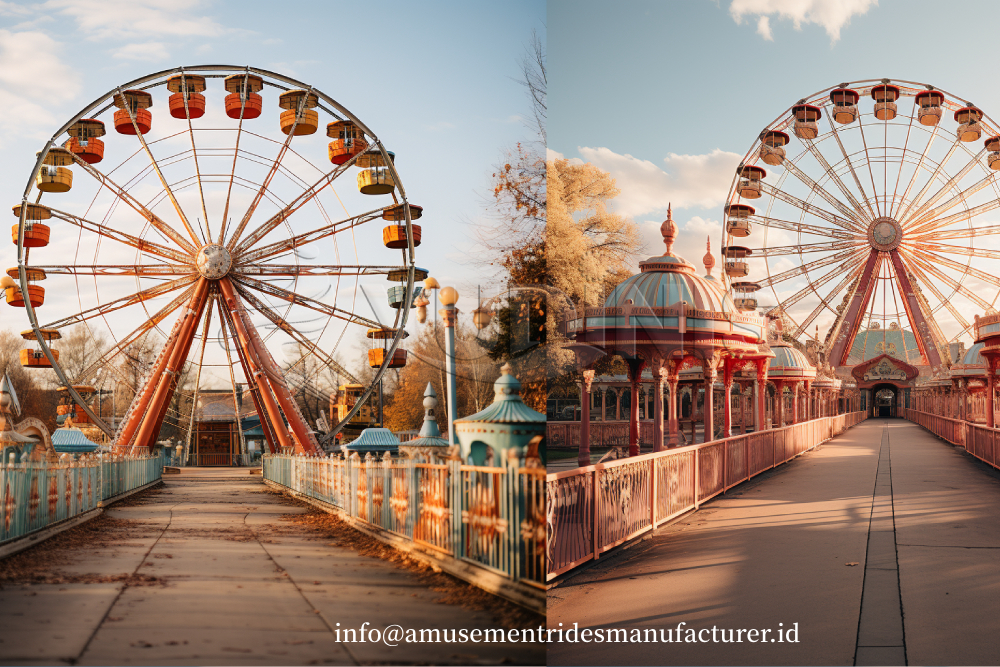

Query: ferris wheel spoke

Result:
[48,207,195,265]
[907,247,1000,290]
[236,207,387,264]
[760,183,862,234]
[231,155,364,255]
[918,222,1000,240]
[777,257,858,311]
[233,275,384,330]
[891,121,940,219]
[756,239,865,257]
[820,106,879,220]
[826,250,882,366]
[29,264,191,278]
[116,88,204,249]
[887,250,948,365]
[64,160,199,255]
[779,157,866,225]
[902,152,990,228]
[791,262,866,339]
[39,275,198,330]
[896,136,960,223]
[913,241,1000,260]
[907,199,1000,238]
[225,89,314,251]
[181,296,214,461]
[233,282,363,385]
[748,215,855,240]
[902,258,973,331]
[759,247,867,288]
[72,285,196,386]
[853,110,884,217]
[887,103,918,216]
[903,172,996,232]
[236,264,405,277]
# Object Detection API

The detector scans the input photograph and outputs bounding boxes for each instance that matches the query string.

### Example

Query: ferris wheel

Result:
[7,65,420,454]
[723,78,1000,372]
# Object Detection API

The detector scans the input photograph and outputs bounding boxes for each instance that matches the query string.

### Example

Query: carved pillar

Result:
[667,367,680,447]
[652,362,666,452]
[723,361,734,438]
[988,361,997,428]
[626,358,646,456]
[755,358,769,431]
[703,359,719,443]
[579,370,595,467]
[792,382,800,424]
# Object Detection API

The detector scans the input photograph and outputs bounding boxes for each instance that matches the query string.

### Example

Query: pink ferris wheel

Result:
[723,78,1000,372]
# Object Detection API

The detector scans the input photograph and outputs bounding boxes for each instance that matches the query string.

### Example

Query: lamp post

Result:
[438,285,460,445]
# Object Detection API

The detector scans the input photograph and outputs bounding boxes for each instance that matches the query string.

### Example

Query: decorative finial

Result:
[660,202,677,257]
[703,235,715,277]
[417,383,443,439]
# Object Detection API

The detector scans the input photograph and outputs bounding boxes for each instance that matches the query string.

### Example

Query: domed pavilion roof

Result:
[569,205,768,351]
[951,341,989,378]
[767,342,817,381]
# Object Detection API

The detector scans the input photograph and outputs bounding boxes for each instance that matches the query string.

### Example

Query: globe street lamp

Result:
[437,285,460,445]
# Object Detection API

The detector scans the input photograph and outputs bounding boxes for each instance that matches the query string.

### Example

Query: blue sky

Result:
[549,0,1000,350]
[0,0,543,385]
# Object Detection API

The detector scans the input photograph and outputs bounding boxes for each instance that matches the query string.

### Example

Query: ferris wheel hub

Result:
[196,243,232,279]
[868,216,902,252]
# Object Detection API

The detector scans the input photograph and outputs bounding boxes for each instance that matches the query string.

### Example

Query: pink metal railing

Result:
[545,411,867,581]
[902,408,999,469]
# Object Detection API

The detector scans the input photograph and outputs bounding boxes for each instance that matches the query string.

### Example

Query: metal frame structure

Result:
[14,65,418,455]
[723,78,1000,372]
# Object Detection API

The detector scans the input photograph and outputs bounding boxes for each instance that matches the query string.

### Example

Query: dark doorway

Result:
[872,384,897,418]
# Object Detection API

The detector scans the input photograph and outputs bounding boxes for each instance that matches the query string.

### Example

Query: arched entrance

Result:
[872,384,898,418]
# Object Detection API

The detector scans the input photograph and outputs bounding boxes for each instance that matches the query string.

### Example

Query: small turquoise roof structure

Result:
[51,428,99,453]
[343,427,399,455]
[400,383,451,458]
[455,363,545,465]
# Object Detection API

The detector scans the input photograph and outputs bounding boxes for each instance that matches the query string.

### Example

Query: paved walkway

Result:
[0,468,543,665]
[548,418,1000,666]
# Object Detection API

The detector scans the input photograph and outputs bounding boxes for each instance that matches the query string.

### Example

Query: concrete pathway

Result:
[0,468,543,665]
[547,418,1000,666]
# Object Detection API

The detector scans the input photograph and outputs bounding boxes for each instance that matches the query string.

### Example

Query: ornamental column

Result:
[792,382,800,424]
[755,358,769,431]
[667,369,680,447]
[989,363,997,428]
[652,362,666,452]
[626,358,646,456]
[704,360,718,443]
[723,361,734,438]
[579,369,595,467]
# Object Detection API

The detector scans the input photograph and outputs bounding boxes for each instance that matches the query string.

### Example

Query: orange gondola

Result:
[113,89,153,135]
[224,73,264,119]
[167,74,207,119]
[278,90,319,135]
[327,120,367,164]
[66,119,106,164]
[11,203,52,248]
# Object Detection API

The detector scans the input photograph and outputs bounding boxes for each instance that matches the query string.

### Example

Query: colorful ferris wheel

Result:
[7,65,421,454]
[723,78,1000,372]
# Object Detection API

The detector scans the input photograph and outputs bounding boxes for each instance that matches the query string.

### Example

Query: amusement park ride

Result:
[3,66,421,456]
[723,79,1000,377]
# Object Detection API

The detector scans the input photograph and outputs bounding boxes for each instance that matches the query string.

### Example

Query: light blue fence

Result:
[1,451,164,546]
[263,452,545,586]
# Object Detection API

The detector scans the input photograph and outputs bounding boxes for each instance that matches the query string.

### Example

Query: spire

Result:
[660,202,677,257]
[417,383,443,439]
[703,235,715,277]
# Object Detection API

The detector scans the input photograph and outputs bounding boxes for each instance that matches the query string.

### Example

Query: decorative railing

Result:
[902,408,999,470]
[546,411,867,581]
[263,452,545,587]
[1,451,164,546]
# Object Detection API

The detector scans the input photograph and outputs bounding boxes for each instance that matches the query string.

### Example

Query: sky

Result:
[0,0,544,392]
[548,0,1000,354]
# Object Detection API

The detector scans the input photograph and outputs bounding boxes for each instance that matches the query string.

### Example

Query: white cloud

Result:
[0,29,79,139]
[576,146,741,217]
[729,0,877,43]
[43,0,229,40]
[111,41,170,61]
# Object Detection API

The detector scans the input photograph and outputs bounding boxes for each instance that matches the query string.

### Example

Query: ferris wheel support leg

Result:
[217,282,299,453]
[117,279,209,451]
[130,279,211,452]
[828,250,882,367]
[219,278,320,454]
[888,251,944,369]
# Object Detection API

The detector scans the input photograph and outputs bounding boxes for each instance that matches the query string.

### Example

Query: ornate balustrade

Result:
[546,411,867,581]
[263,452,545,589]
[1,451,163,545]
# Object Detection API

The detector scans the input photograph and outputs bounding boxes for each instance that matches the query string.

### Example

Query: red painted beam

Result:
[829,249,882,367]
[130,278,210,451]
[889,250,944,368]
[219,278,320,454]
